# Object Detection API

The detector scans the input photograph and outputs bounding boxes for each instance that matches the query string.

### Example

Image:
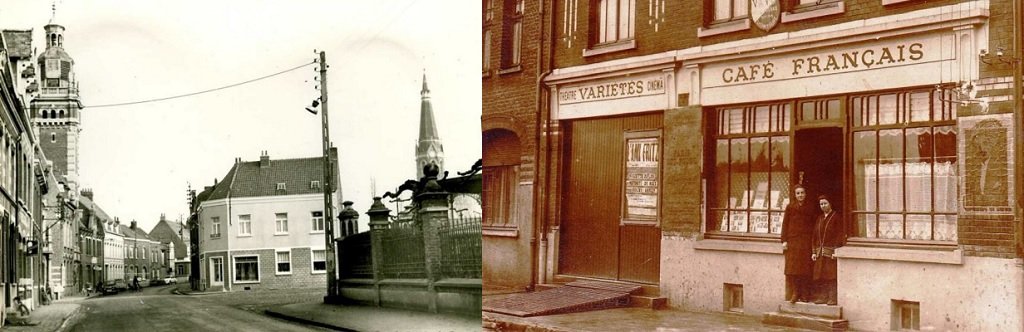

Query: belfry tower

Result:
[30,8,82,194]
[415,72,444,179]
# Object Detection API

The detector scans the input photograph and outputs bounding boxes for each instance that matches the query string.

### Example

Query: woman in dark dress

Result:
[811,195,844,305]
[780,185,815,303]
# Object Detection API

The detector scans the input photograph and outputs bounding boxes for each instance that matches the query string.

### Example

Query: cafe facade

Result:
[536,2,1021,330]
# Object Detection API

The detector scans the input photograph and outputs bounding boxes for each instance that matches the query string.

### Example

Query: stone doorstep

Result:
[628,295,668,310]
[763,311,849,332]
[778,301,843,319]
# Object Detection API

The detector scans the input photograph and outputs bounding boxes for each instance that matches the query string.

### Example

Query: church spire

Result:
[415,71,444,179]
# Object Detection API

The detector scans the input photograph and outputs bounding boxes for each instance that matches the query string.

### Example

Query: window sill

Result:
[781,2,845,24]
[583,40,636,57]
[210,235,221,239]
[274,233,289,236]
[881,0,915,5]
[498,66,522,75]
[311,270,326,274]
[834,243,962,265]
[310,231,325,235]
[276,272,292,276]
[237,234,252,238]
[697,19,750,38]
[693,238,782,254]
[233,280,260,284]
[483,226,519,238]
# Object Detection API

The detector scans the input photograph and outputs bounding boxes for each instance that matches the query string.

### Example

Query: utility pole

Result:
[318,51,338,298]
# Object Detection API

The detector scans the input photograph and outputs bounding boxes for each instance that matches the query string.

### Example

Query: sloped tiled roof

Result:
[207,154,338,201]
[1,30,32,59]
[149,219,186,259]
[120,224,150,241]
[78,195,112,224]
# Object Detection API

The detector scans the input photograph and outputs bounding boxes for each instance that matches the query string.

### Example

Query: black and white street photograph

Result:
[0,0,480,331]
[483,0,1023,331]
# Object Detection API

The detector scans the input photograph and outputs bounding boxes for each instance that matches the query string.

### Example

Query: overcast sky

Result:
[2,1,481,232]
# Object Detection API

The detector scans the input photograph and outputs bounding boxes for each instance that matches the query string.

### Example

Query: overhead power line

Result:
[83,60,317,109]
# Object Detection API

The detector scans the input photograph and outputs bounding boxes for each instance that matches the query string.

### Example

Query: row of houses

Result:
[484,0,1022,330]
[0,15,181,327]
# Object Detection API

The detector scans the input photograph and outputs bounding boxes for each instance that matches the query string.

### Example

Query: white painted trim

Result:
[583,39,637,57]
[697,19,750,38]
[237,214,252,236]
[781,2,845,23]
[834,246,963,265]
[274,249,292,275]
[693,239,783,254]
[231,254,261,284]
[881,0,916,5]
[547,51,676,83]
[310,248,327,274]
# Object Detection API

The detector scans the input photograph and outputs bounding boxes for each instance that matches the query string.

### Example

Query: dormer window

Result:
[310,180,320,189]
[276,183,286,191]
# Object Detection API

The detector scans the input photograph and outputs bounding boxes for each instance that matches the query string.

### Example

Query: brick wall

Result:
[228,248,325,291]
[661,106,704,236]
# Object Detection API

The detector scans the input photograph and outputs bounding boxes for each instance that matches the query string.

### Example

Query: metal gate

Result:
[559,113,662,284]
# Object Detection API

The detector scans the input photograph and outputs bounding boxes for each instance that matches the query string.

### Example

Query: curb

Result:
[54,304,83,332]
[482,314,570,332]
[263,308,355,331]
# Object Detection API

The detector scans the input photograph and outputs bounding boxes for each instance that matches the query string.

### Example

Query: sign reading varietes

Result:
[623,131,661,223]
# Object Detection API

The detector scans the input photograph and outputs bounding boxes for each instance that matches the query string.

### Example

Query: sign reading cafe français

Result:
[710,39,934,87]
[624,135,660,221]
[559,75,666,105]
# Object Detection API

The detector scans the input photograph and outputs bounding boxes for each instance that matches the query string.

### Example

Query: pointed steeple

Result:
[415,71,444,179]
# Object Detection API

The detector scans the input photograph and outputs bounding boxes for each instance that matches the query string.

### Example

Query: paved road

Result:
[68,285,328,332]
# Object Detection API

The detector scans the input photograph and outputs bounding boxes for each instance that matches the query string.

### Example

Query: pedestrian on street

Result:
[133,276,140,292]
[780,184,816,303]
[811,195,844,305]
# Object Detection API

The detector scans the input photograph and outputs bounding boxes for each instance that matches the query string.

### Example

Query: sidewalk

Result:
[3,295,89,332]
[266,302,481,332]
[483,294,817,332]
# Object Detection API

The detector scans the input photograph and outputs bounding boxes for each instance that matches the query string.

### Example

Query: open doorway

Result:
[794,127,843,214]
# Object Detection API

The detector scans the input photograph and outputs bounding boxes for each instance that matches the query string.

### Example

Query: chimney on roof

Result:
[115,217,120,227]
[160,213,166,221]
[260,150,270,168]
[80,188,93,200]
[130,220,137,230]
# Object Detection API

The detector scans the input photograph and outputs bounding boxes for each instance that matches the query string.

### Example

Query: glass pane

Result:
[854,213,877,238]
[714,139,730,208]
[909,92,930,123]
[905,214,932,240]
[730,138,750,209]
[769,136,791,211]
[905,127,932,212]
[934,214,958,241]
[714,0,730,20]
[878,94,898,125]
[727,108,744,134]
[729,210,749,232]
[877,129,903,212]
[800,101,814,123]
[934,126,957,212]
[826,99,840,120]
[733,0,748,17]
[853,131,877,212]
[750,137,770,209]
[852,97,863,127]
[878,214,904,239]
[769,211,784,234]
[713,210,730,232]
[781,104,791,131]
[618,0,631,40]
[751,211,769,233]
[753,106,770,133]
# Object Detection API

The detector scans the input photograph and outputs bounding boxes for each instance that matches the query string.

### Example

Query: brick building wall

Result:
[229,248,325,291]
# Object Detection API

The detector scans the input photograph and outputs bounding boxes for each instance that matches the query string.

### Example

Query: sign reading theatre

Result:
[623,132,661,222]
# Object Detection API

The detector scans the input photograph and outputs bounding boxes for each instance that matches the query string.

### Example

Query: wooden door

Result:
[559,113,662,284]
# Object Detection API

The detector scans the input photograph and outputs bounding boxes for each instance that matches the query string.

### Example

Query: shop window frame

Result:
[705,101,794,240]
[847,88,958,246]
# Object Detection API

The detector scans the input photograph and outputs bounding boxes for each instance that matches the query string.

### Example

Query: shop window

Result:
[724,283,743,312]
[483,129,522,236]
[591,0,635,46]
[501,0,524,69]
[709,103,792,235]
[850,90,957,242]
[891,300,920,330]
[233,256,259,283]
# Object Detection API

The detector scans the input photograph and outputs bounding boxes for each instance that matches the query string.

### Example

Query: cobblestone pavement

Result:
[483,306,818,332]
[2,296,86,332]
[173,284,325,313]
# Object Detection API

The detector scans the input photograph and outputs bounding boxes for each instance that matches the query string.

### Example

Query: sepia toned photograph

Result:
[0,0,480,331]
[482,0,1023,331]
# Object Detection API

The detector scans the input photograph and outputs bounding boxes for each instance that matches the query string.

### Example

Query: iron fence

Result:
[337,232,373,279]
[380,220,427,279]
[438,216,482,279]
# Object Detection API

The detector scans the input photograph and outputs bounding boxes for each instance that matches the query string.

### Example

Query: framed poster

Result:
[622,130,662,224]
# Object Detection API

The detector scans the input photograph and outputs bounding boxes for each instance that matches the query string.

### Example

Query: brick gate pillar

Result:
[416,163,449,313]
[366,197,391,307]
